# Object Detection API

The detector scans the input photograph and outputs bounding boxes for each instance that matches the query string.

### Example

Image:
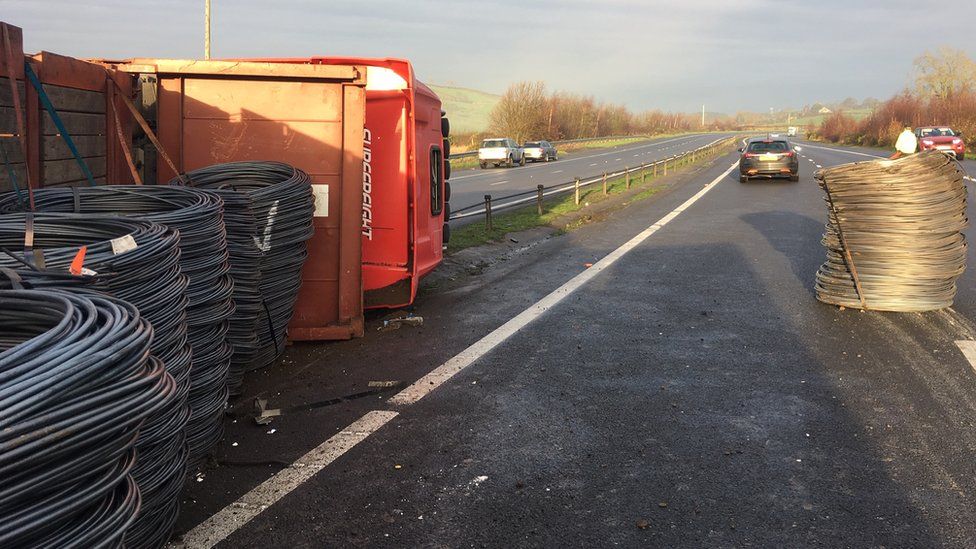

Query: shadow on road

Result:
[741,210,825,297]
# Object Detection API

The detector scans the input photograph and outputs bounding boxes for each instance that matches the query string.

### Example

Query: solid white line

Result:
[955,341,976,374]
[390,160,740,406]
[799,142,885,159]
[176,410,398,549]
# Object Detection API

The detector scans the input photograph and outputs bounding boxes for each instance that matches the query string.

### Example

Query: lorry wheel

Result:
[444,160,451,181]
[441,117,450,138]
[442,222,451,244]
[444,180,452,202]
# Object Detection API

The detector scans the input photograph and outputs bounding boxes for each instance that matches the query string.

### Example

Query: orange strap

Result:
[108,90,142,184]
[105,75,186,184]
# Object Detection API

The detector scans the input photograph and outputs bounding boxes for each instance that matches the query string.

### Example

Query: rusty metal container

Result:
[109,59,367,340]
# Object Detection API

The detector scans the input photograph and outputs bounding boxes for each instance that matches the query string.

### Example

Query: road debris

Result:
[254,398,281,425]
[379,314,424,332]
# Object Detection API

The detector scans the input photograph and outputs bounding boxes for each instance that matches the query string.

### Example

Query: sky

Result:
[3,0,975,114]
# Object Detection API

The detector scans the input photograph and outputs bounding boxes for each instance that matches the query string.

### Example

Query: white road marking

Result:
[816,164,822,168]
[552,169,563,174]
[614,158,622,161]
[798,142,885,158]
[954,341,976,374]
[489,180,509,186]
[589,163,597,166]
[177,410,398,549]
[390,160,740,406]
[964,176,975,183]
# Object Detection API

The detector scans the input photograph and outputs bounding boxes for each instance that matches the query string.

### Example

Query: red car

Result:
[915,126,966,159]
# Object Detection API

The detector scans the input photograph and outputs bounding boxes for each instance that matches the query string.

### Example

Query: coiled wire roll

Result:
[0,188,234,471]
[0,213,190,548]
[171,161,315,373]
[815,151,969,312]
[166,176,262,396]
[0,289,172,548]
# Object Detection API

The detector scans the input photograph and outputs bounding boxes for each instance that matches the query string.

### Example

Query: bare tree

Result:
[488,81,549,143]
[914,47,976,100]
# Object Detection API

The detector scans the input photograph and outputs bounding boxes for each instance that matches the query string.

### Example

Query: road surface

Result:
[449,133,732,214]
[175,142,976,548]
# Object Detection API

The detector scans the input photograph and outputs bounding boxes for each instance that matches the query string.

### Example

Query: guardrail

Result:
[448,134,654,160]
[449,136,738,224]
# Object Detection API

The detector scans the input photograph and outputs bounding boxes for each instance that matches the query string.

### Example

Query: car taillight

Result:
[783,151,794,157]
[744,152,758,158]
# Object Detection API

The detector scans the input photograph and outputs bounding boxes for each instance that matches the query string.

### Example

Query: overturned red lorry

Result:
[116,56,450,339]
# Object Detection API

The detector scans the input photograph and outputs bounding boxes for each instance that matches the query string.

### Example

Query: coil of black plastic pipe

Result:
[0,213,190,548]
[0,188,234,474]
[0,288,172,548]
[163,177,263,395]
[171,161,315,374]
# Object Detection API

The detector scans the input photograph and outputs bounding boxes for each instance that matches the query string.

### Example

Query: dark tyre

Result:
[444,180,452,202]
[442,222,451,244]
[442,139,451,158]
[790,173,800,182]
[444,160,451,181]
[442,201,450,220]
[441,117,450,138]
[480,162,487,169]
[519,155,526,167]
[739,175,748,183]
[507,156,514,168]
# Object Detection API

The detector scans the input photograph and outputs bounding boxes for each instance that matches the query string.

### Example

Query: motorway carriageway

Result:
[449,133,732,215]
[174,140,976,547]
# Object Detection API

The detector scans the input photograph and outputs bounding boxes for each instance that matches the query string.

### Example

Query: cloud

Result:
[3,0,975,112]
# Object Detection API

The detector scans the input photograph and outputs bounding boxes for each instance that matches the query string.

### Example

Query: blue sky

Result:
[3,0,975,113]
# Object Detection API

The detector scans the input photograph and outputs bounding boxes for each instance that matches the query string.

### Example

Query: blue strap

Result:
[23,62,97,187]
[0,139,27,208]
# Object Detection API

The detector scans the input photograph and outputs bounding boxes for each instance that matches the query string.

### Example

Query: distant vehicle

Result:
[523,140,558,162]
[479,138,525,168]
[914,126,966,159]
[787,126,798,137]
[738,137,800,182]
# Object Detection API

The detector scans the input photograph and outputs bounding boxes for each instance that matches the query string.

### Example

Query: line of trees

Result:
[484,81,734,144]
[817,47,976,150]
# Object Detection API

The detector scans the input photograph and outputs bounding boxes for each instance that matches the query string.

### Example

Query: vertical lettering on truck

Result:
[362,127,373,240]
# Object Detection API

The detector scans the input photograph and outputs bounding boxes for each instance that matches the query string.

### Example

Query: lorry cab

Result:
[249,57,450,310]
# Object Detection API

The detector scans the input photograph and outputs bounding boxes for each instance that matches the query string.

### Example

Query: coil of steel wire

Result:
[0,213,190,547]
[0,187,234,472]
[166,176,263,396]
[0,289,173,548]
[172,161,315,373]
[814,151,969,312]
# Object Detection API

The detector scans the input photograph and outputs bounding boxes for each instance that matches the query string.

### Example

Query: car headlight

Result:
[922,139,934,146]
[953,138,963,145]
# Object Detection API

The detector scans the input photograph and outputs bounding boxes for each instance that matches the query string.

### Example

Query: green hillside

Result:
[430,84,500,134]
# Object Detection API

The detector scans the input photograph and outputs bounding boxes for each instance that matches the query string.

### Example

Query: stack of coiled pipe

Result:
[814,151,968,312]
[0,187,234,470]
[167,174,263,396]
[172,161,315,373]
[0,289,172,548]
[0,213,189,547]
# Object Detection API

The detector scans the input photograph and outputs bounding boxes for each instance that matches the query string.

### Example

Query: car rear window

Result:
[748,141,789,153]
[920,128,955,137]
[482,140,507,148]
[524,142,541,147]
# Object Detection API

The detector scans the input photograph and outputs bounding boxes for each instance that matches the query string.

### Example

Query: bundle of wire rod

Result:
[0,187,234,470]
[0,289,173,548]
[814,151,968,312]
[0,213,190,547]
[172,161,315,373]
[167,174,263,396]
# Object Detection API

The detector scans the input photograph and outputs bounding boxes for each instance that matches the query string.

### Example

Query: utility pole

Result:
[701,104,705,127]
[204,0,212,59]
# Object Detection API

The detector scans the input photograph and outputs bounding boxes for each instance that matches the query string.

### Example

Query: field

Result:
[429,84,500,134]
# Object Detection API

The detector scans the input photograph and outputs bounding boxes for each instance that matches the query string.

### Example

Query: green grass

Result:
[429,85,501,134]
[785,108,874,127]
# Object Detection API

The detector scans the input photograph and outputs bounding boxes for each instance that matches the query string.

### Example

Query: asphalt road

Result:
[449,133,732,214]
[175,143,976,548]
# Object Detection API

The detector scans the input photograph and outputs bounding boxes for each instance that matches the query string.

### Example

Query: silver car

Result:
[478,138,525,168]
[523,140,558,162]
